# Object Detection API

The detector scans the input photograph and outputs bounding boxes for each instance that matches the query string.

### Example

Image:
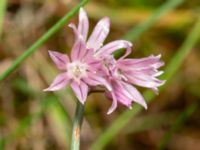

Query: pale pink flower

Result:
[69,8,132,59]
[44,36,111,104]
[100,55,164,114]
[44,7,165,114]
[116,55,165,93]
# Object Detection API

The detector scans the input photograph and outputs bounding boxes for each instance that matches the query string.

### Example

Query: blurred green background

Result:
[0,0,200,150]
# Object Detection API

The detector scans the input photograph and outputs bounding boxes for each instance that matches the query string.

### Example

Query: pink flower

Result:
[69,8,132,59]
[44,36,111,104]
[102,55,165,114]
[116,55,165,93]
[44,7,165,114]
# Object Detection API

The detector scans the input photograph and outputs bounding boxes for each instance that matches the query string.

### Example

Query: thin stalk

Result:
[70,101,84,150]
[0,0,89,81]
[0,0,7,37]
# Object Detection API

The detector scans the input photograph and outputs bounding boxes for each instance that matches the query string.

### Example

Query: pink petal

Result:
[118,55,164,69]
[122,82,147,109]
[123,68,158,76]
[43,73,69,91]
[86,58,102,69]
[71,81,88,104]
[111,80,133,108]
[48,51,69,70]
[107,91,118,114]
[154,71,164,77]
[126,73,165,88]
[87,17,110,51]
[81,48,94,62]
[115,92,133,108]
[78,8,89,41]
[83,73,112,91]
[71,36,87,61]
[68,23,79,41]
[95,40,132,58]
[151,87,159,95]
[114,81,133,100]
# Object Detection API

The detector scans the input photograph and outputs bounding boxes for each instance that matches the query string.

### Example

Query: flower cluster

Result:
[44,8,165,114]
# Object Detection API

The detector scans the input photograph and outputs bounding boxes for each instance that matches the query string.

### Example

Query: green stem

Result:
[0,0,89,81]
[0,0,7,37]
[70,100,84,150]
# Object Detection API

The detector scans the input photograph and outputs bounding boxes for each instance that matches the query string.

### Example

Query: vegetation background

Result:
[0,0,200,150]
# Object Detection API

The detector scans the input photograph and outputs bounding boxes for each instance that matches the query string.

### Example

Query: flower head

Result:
[101,55,164,114]
[44,7,165,114]
[44,36,111,104]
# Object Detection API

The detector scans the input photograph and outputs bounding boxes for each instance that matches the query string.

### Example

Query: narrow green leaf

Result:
[123,111,176,135]
[156,86,200,150]
[156,102,199,150]
[46,96,72,149]
[0,0,89,81]
[89,18,200,150]
[114,0,184,57]
[0,0,6,37]
[123,0,184,41]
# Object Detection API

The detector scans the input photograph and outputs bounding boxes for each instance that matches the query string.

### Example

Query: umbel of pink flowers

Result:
[44,8,165,114]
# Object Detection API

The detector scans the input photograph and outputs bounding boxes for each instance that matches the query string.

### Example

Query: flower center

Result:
[67,61,87,80]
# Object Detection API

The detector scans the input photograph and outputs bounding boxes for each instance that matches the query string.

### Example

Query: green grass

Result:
[0,0,7,37]
[123,0,184,41]
[156,101,199,150]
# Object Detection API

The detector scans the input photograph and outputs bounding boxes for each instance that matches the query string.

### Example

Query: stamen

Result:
[67,61,87,80]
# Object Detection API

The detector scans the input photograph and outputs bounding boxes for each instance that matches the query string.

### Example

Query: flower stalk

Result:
[70,100,84,150]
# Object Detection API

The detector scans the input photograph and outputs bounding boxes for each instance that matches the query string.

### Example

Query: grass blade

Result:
[0,0,89,81]
[0,0,6,37]
[123,0,184,41]
[115,0,184,57]
[156,102,199,150]
[89,17,200,150]
[156,86,200,149]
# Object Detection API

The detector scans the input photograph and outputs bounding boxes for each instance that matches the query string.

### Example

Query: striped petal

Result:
[118,55,164,69]
[121,82,147,109]
[83,73,112,91]
[107,91,118,114]
[68,23,79,41]
[71,36,87,61]
[78,8,89,41]
[43,73,69,91]
[71,81,88,104]
[48,51,69,70]
[87,17,110,51]
[95,40,132,58]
